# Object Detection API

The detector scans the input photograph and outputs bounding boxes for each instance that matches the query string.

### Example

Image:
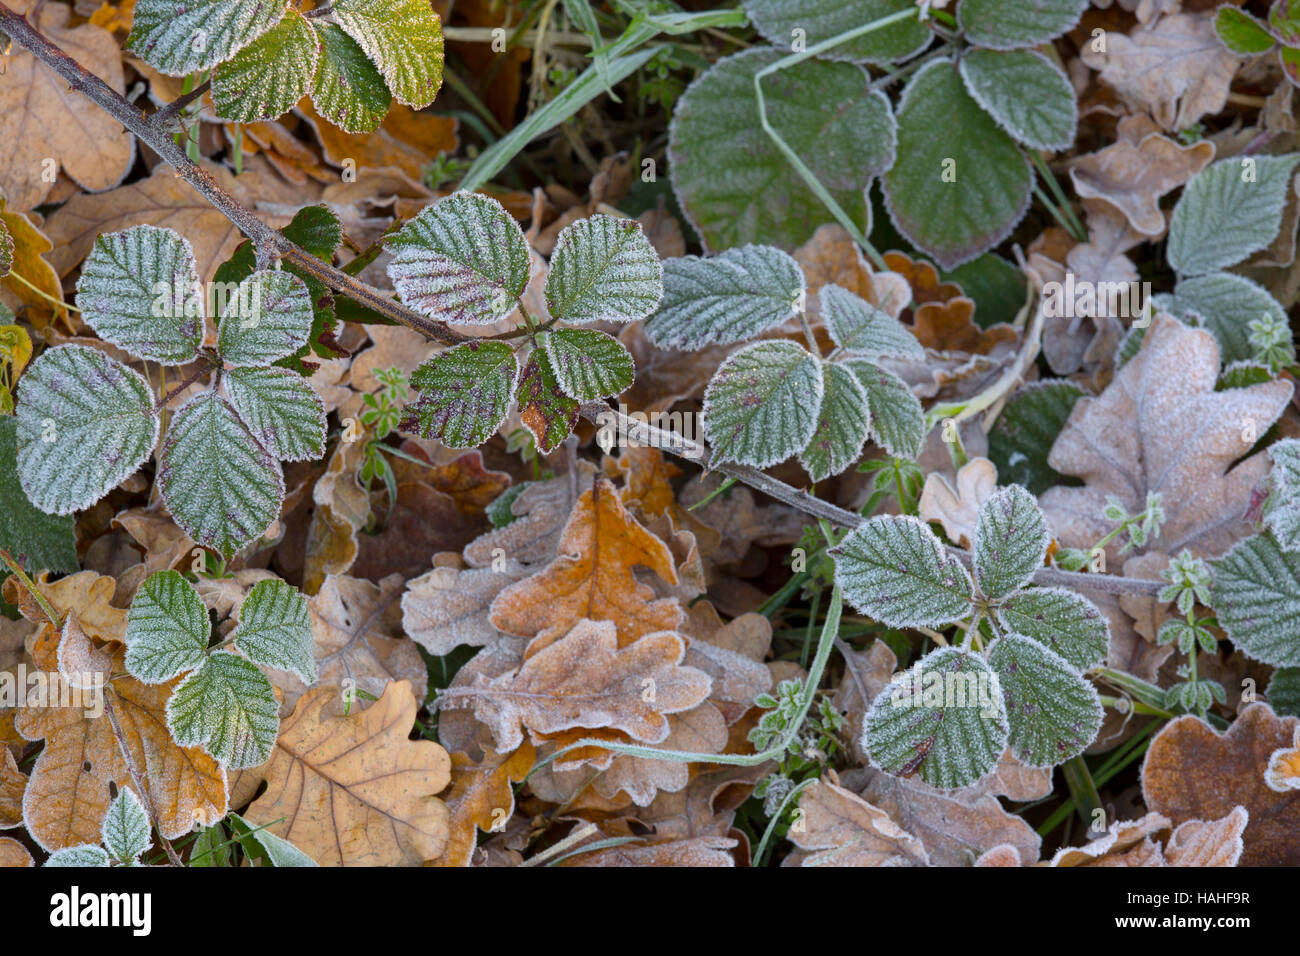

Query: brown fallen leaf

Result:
[909,298,1018,356]
[434,742,536,868]
[603,762,768,844]
[0,837,33,867]
[794,226,911,324]
[789,774,929,867]
[303,428,371,593]
[299,100,458,190]
[0,749,25,829]
[3,571,126,646]
[0,200,68,328]
[1266,725,1300,792]
[557,834,737,867]
[589,702,729,806]
[1163,807,1249,866]
[881,251,963,308]
[918,456,998,549]
[402,562,525,656]
[463,463,596,569]
[1047,812,1170,866]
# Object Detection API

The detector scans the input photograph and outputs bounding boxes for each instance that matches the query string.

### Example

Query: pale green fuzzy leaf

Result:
[799,362,870,483]
[403,341,517,448]
[128,0,284,75]
[212,11,319,123]
[1165,272,1290,366]
[642,245,804,350]
[1214,7,1275,55]
[125,569,209,684]
[230,813,318,866]
[310,22,392,133]
[841,358,924,460]
[958,49,1076,151]
[44,845,111,867]
[820,284,923,359]
[516,348,579,455]
[225,366,327,461]
[541,328,634,401]
[1266,439,1300,551]
[167,651,280,769]
[863,647,1007,789]
[702,340,822,468]
[742,0,930,64]
[0,218,12,278]
[333,0,444,108]
[1268,668,1300,718]
[669,48,895,251]
[987,380,1087,495]
[544,215,663,324]
[231,578,314,683]
[74,225,203,364]
[958,0,1088,50]
[0,417,77,573]
[386,191,531,325]
[833,514,976,628]
[973,485,1050,600]
[1211,532,1300,668]
[15,345,159,515]
[100,788,151,865]
[884,59,1033,270]
[215,269,315,366]
[157,391,284,559]
[994,587,1108,672]
[1167,155,1300,276]
[989,634,1102,767]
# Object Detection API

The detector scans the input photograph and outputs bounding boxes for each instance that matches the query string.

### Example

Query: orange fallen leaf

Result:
[434,742,535,867]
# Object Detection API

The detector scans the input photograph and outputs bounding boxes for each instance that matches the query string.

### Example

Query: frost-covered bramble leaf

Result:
[1211,533,1300,668]
[516,349,579,455]
[74,225,203,364]
[231,578,314,684]
[230,812,318,866]
[1167,155,1300,277]
[544,215,663,325]
[100,788,150,865]
[703,340,822,468]
[840,358,924,460]
[820,284,923,360]
[1214,7,1275,55]
[332,0,444,108]
[994,587,1108,672]
[128,0,285,75]
[225,366,327,461]
[0,218,12,278]
[973,485,1050,600]
[125,569,209,684]
[215,270,315,367]
[167,650,279,769]
[957,0,1088,51]
[212,11,319,123]
[309,23,391,134]
[44,845,110,867]
[884,59,1033,270]
[157,391,284,559]
[0,417,77,574]
[799,363,871,483]
[15,345,160,515]
[1266,440,1300,551]
[642,245,804,350]
[743,0,930,64]
[832,515,976,628]
[386,192,531,325]
[541,329,634,401]
[863,647,1007,789]
[988,380,1087,496]
[958,49,1076,152]
[402,341,517,449]
[1162,273,1287,366]
[669,49,895,251]
[988,635,1102,767]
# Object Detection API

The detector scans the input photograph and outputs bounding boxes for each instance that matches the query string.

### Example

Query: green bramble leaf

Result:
[957,49,1076,152]
[957,0,1088,51]
[1211,532,1300,668]
[100,788,151,865]
[994,587,1108,672]
[166,650,279,769]
[386,192,531,325]
[157,391,284,558]
[230,812,318,866]
[973,485,1050,600]
[840,358,924,460]
[832,514,975,628]
[642,245,804,350]
[541,329,635,401]
[883,58,1033,270]
[1268,668,1300,718]
[332,0,444,108]
[15,345,160,515]
[863,647,1007,789]
[212,11,319,123]
[0,417,77,573]
[742,0,930,64]
[216,270,314,367]
[1214,7,1276,55]
[820,284,923,360]
[544,215,663,325]
[516,349,579,455]
[703,340,822,468]
[310,23,392,134]
[75,225,203,365]
[988,634,1102,767]
[1266,439,1300,551]
[225,366,327,461]
[44,845,110,867]
[231,578,315,684]
[669,48,895,251]
[1164,273,1291,368]
[987,380,1087,495]
[0,218,12,278]
[799,362,870,483]
[125,569,209,684]
[1167,155,1300,276]
[128,0,284,75]
[402,341,518,448]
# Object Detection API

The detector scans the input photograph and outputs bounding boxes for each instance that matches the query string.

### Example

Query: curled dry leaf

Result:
[402,561,526,656]
[0,750,25,829]
[0,837,33,868]
[434,742,536,868]
[789,774,929,867]
[463,463,596,569]
[918,456,998,549]
[1265,725,1300,792]
[909,298,1017,356]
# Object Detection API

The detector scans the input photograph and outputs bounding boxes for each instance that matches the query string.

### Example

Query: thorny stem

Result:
[0,548,62,626]
[103,699,186,867]
[153,360,215,410]
[152,78,211,127]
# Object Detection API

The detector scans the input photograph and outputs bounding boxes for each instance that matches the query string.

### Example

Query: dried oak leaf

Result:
[3,570,126,645]
[434,742,535,868]
[402,561,526,657]
[1163,807,1250,866]
[881,251,963,308]
[1040,315,1293,565]
[789,775,929,867]
[463,463,595,569]
[0,837,33,867]
[794,225,911,325]
[1047,812,1171,866]
[588,703,729,806]
[244,681,450,866]
[603,445,681,520]
[1142,703,1300,865]
[557,835,737,867]
[303,426,371,593]
[0,749,26,829]
[909,299,1018,356]
[0,201,67,328]
[298,100,458,195]
[602,763,768,844]
[919,456,998,549]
